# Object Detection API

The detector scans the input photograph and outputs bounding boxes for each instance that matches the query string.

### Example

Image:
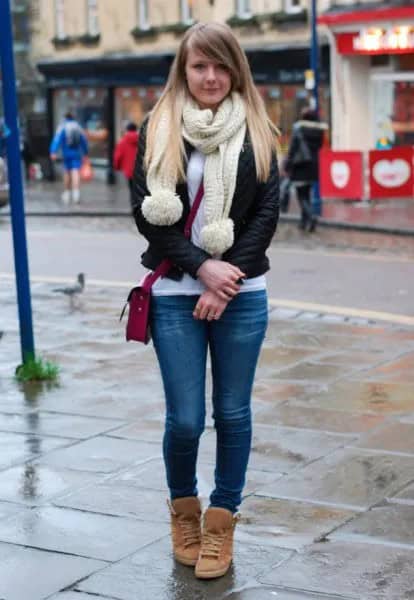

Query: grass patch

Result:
[15,356,59,383]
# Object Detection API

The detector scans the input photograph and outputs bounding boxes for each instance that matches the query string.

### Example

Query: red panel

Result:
[369,147,414,199]
[319,150,363,200]
[318,5,414,26]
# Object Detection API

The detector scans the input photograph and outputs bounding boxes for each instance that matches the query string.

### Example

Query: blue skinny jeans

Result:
[150,290,268,513]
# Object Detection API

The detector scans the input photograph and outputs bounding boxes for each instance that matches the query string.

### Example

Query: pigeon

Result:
[53,273,85,297]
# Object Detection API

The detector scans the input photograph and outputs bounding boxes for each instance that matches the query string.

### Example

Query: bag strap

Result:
[141,181,204,293]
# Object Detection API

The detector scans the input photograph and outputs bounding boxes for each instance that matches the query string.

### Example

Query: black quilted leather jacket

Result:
[132,119,280,281]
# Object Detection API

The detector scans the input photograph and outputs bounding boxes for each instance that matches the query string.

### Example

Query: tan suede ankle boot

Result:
[195,507,239,579]
[168,496,202,566]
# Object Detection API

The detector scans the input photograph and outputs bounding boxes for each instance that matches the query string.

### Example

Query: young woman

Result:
[132,22,279,579]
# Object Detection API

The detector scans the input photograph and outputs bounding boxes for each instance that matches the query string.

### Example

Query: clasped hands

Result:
[193,259,245,321]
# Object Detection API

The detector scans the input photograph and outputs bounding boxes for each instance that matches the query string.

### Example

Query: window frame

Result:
[86,0,100,36]
[236,0,251,19]
[284,0,303,15]
[180,0,193,25]
[137,0,150,30]
[54,0,65,39]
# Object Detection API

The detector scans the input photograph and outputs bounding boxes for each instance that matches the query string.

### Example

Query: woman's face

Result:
[185,48,232,111]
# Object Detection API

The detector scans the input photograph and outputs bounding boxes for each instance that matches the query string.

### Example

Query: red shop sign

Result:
[369,147,413,199]
[319,150,363,200]
[336,28,414,55]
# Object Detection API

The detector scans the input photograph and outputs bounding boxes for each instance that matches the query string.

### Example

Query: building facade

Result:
[30,0,332,178]
[319,1,414,151]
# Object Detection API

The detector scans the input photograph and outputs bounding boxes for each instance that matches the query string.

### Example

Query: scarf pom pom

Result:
[200,219,234,255]
[142,190,183,226]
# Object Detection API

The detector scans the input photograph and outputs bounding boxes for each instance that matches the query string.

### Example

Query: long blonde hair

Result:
[145,22,278,183]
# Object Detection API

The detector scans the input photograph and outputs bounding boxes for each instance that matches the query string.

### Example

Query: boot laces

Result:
[179,517,200,548]
[200,531,226,559]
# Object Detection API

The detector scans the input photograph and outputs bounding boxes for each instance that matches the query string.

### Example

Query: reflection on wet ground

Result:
[0,280,414,599]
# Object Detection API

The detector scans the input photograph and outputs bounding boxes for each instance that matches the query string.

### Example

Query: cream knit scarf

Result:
[141,92,246,256]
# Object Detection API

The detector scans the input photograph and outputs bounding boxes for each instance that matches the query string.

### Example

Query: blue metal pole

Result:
[0,0,35,362]
[310,0,320,115]
[310,0,322,216]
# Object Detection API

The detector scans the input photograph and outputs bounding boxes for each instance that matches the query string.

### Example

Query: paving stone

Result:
[274,362,346,382]
[390,481,414,505]
[277,332,357,350]
[258,346,317,373]
[259,448,414,510]
[252,381,321,404]
[226,588,353,599]
[246,425,348,474]
[331,503,414,548]
[0,502,21,521]
[55,483,169,522]
[107,458,168,491]
[305,381,414,414]
[0,541,104,600]
[355,421,414,454]
[0,463,103,506]
[363,351,414,382]
[38,387,165,420]
[255,403,384,434]
[259,541,414,599]
[0,505,168,561]
[237,496,355,550]
[36,435,160,473]
[108,418,164,443]
[49,593,115,600]
[0,431,73,470]
[77,535,291,600]
[310,349,387,367]
[0,410,125,439]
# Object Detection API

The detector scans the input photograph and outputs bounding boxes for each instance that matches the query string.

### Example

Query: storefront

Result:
[318,4,414,151]
[37,46,330,180]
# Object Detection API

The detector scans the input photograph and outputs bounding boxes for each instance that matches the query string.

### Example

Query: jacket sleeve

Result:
[49,128,63,154]
[222,153,279,276]
[132,119,211,278]
[113,140,122,171]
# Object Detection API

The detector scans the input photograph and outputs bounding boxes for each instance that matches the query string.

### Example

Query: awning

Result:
[318,4,414,26]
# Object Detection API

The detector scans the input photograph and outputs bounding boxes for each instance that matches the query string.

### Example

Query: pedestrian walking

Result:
[132,22,279,579]
[113,122,139,210]
[49,112,88,204]
[285,107,327,232]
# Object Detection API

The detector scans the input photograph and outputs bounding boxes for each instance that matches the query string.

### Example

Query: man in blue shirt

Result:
[50,113,88,204]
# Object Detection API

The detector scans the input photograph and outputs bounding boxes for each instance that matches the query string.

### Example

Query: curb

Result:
[1,209,414,237]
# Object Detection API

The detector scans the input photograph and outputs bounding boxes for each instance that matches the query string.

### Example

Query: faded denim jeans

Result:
[150,290,268,513]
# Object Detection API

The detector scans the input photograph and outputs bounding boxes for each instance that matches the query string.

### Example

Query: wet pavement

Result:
[1,178,414,234]
[1,278,414,599]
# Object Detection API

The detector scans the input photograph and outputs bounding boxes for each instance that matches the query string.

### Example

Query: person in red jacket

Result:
[113,122,139,209]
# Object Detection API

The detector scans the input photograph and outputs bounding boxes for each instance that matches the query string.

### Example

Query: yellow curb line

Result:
[268,298,414,327]
[1,273,413,326]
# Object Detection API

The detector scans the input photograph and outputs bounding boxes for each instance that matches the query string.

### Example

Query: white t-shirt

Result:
[151,150,266,296]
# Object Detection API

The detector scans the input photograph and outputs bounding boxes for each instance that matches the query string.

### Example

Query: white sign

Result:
[372,159,411,188]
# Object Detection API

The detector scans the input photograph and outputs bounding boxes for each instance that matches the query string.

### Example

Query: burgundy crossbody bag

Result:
[120,182,204,344]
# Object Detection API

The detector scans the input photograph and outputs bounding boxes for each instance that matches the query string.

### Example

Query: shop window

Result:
[180,0,193,24]
[137,0,150,30]
[115,87,163,140]
[236,0,251,18]
[285,0,302,14]
[86,0,99,36]
[372,79,414,148]
[54,0,65,39]
[53,88,108,163]
[258,84,330,154]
